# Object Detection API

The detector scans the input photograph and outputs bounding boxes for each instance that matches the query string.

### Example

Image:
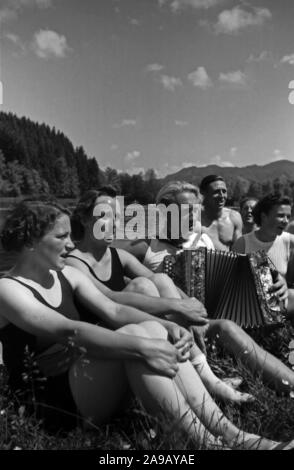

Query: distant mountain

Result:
[161,160,294,186]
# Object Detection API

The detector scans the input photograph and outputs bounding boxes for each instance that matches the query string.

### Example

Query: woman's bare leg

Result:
[208,319,294,393]
[125,278,253,403]
[134,321,284,450]
[69,323,216,446]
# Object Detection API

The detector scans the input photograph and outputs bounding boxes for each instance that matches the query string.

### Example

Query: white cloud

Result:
[247,50,270,63]
[110,144,119,151]
[146,63,164,73]
[230,147,237,158]
[159,0,224,12]
[210,155,234,167]
[125,150,141,163]
[32,29,70,59]
[0,0,51,24]
[0,8,16,24]
[219,70,247,86]
[5,32,26,52]
[113,119,137,129]
[281,54,294,65]
[188,66,213,89]
[160,75,183,91]
[129,18,140,26]
[215,6,272,34]
[125,166,146,176]
[175,120,189,127]
[273,149,286,161]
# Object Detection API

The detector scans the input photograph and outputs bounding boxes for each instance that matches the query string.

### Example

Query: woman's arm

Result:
[111,239,149,263]
[65,255,198,318]
[0,278,185,377]
[64,266,192,345]
[116,248,155,279]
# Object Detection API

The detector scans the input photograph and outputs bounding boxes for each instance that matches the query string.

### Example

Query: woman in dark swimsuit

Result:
[0,198,286,449]
[66,188,258,405]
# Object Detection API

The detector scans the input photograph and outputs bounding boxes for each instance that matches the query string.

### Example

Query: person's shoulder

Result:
[61,265,85,285]
[226,207,241,220]
[111,238,149,261]
[283,231,294,249]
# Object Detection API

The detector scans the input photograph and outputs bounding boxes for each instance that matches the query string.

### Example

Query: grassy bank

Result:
[1,333,294,450]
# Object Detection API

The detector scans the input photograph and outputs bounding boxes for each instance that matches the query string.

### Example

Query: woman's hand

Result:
[172,297,209,325]
[270,272,288,302]
[141,337,182,378]
[164,322,193,359]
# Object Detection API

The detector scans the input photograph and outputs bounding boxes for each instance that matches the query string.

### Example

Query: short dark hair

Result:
[199,175,225,194]
[252,193,292,225]
[71,186,118,240]
[1,197,70,252]
[239,196,258,211]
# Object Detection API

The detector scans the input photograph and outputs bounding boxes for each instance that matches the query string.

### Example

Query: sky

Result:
[0,0,294,177]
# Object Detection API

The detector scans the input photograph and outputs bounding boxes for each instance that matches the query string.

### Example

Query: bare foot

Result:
[222,376,243,389]
[213,380,255,404]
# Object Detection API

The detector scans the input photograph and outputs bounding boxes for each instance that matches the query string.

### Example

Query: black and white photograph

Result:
[0,0,294,454]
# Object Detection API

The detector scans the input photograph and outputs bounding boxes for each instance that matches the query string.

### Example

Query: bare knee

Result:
[150,273,173,287]
[126,277,160,297]
[139,320,168,340]
[118,323,148,337]
[209,319,238,339]
[118,321,167,340]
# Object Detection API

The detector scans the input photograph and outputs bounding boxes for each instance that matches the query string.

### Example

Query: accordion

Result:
[163,248,286,328]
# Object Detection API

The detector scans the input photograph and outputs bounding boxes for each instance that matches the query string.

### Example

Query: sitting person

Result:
[66,188,251,404]
[200,175,243,251]
[233,192,294,317]
[0,198,286,449]
[113,181,294,394]
[240,197,258,235]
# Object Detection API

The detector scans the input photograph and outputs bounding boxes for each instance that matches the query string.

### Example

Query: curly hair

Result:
[1,197,70,252]
[156,181,201,206]
[71,186,118,241]
[252,193,292,226]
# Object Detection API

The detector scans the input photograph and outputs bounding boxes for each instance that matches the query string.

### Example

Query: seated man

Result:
[200,175,242,251]
[113,181,294,394]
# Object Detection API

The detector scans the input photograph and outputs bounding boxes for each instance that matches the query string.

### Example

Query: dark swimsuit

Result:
[0,271,81,431]
[67,247,126,291]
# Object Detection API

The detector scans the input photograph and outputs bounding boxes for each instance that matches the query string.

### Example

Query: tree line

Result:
[1,112,294,205]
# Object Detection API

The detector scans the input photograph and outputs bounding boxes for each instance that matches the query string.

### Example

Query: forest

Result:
[1,111,294,204]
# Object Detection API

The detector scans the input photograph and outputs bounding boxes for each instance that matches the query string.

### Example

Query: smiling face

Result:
[241,199,257,225]
[34,214,74,270]
[261,204,291,236]
[204,180,227,210]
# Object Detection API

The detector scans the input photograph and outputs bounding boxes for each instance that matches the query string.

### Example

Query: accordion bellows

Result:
[163,248,286,328]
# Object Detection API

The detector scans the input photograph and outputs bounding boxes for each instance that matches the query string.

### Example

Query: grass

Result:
[1,329,294,450]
